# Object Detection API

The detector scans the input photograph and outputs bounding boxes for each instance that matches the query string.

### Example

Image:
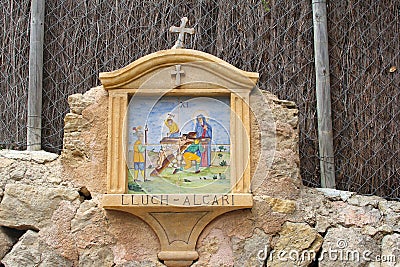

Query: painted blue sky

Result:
[127,96,230,150]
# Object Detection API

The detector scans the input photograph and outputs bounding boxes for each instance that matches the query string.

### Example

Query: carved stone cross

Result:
[171,65,184,86]
[169,17,195,49]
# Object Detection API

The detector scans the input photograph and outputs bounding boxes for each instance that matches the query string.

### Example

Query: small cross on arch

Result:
[171,65,184,86]
[169,17,195,49]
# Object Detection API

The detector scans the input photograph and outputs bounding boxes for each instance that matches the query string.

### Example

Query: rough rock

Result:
[272,99,297,109]
[255,196,296,214]
[254,148,301,199]
[380,201,400,233]
[315,214,331,233]
[250,90,301,200]
[316,188,355,201]
[0,227,24,259]
[381,234,400,267]
[9,165,26,181]
[252,196,288,234]
[347,194,382,208]
[0,150,59,164]
[319,226,381,267]
[107,210,160,263]
[68,93,96,115]
[39,200,80,262]
[0,151,66,190]
[114,260,165,267]
[201,209,254,239]
[232,228,271,267]
[78,246,114,267]
[61,86,109,193]
[295,187,385,233]
[0,184,80,230]
[267,222,323,267]
[64,113,91,134]
[71,198,115,250]
[0,232,14,259]
[2,230,73,267]
[0,157,14,168]
[333,201,381,227]
[194,228,234,267]
[294,187,326,226]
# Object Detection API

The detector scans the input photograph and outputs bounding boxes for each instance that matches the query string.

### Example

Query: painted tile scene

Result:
[126,95,231,194]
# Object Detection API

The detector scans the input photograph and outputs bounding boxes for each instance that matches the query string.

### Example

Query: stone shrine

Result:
[100,46,259,266]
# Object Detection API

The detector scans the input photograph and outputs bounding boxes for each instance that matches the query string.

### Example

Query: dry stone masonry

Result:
[0,87,399,266]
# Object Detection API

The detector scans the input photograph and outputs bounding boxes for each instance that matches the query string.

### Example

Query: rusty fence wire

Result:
[0,0,399,200]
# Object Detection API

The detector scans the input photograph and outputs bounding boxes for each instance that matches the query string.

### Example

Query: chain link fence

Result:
[327,0,400,198]
[0,1,30,150]
[0,0,398,200]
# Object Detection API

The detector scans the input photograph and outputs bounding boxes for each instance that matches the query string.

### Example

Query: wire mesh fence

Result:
[0,0,31,150]
[0,0,398,200]
[327,0,400,198]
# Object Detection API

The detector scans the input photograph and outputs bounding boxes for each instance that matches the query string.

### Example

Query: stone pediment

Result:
[99,49,259,90]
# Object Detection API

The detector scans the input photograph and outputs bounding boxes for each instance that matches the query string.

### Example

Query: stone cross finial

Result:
[171,65,184,86]
[169,17,195,49]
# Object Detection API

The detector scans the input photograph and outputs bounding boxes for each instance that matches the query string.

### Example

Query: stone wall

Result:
[0,87,398,267]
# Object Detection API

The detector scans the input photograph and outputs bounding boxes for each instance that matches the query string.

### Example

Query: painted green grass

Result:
[128,166,231,194]
[211,151,230,165]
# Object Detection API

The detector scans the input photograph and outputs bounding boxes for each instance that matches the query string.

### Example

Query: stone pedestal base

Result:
[102,194,253,267]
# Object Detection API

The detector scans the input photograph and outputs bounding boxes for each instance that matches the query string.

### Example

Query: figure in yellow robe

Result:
[165,118,180,138]
[133,129,146,181]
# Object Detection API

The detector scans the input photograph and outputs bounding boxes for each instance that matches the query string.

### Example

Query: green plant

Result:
[219,160,227,166]
[261,0,270,12]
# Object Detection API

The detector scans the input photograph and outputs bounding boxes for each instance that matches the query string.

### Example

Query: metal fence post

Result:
[312,0,336,188]
[27,0,45,151]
